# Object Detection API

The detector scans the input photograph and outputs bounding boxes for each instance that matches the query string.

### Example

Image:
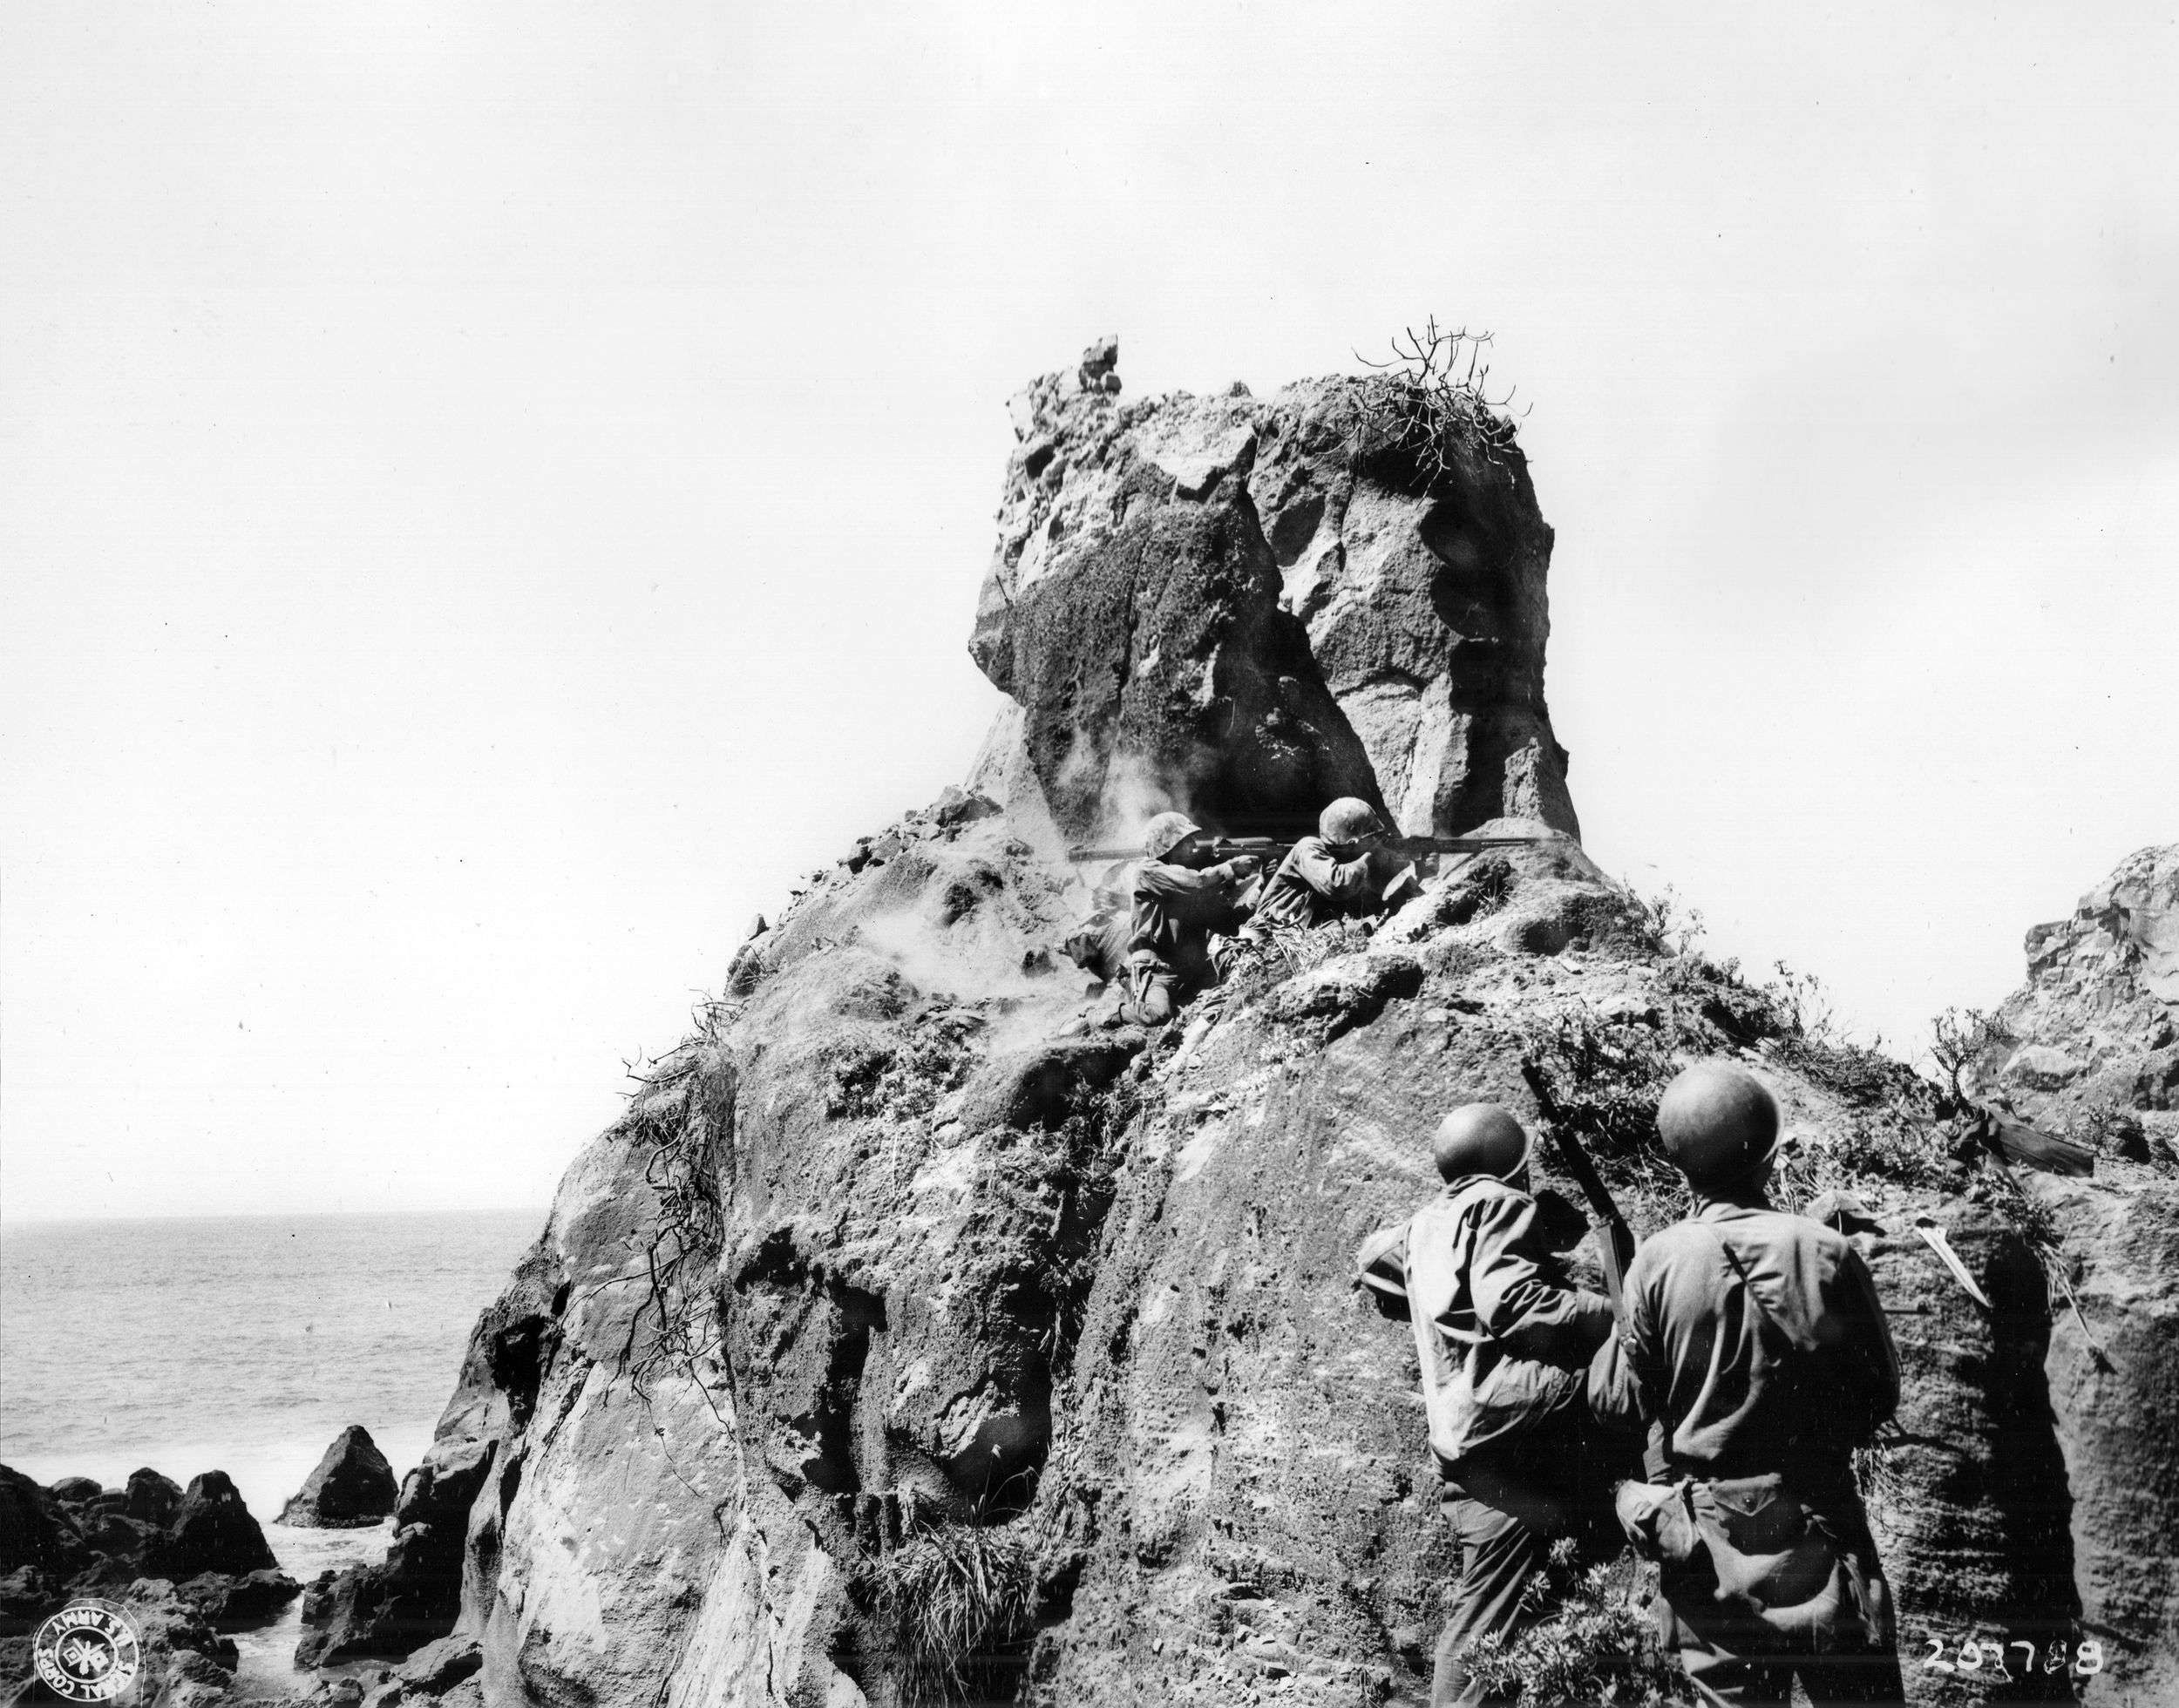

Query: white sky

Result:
[3,3,2175,1223]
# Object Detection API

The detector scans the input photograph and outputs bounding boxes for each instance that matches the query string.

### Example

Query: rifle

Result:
[1539,1122,1636,1323]
[1064,833,1544,864]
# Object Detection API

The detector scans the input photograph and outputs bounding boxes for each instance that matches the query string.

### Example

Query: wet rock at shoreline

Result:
[279,1427,398,1529]
[126,1469,187,1528]
[175,1567,302,1627]
[155,1473,278,1580]
[0,1466,92,1584]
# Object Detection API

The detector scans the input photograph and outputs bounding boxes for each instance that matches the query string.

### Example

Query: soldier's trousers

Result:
[1660,1501,1905,1707]
[1117,939,1238,1027]
[1432,1413,1618,1707]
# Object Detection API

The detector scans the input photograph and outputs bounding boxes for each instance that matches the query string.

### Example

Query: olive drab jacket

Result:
[1586,1199,1899,1493]
[1128,857,1252,978]
[1251,836,1398,929]
[1406,1176,1616,1471]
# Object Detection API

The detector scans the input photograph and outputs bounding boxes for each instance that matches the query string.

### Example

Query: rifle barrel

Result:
[1064,833,1547,863]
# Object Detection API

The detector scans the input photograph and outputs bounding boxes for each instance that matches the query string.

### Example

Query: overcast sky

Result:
[3,3,2174,1223]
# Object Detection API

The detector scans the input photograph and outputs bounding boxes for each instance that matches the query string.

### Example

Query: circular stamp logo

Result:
[31,1599,142,1703]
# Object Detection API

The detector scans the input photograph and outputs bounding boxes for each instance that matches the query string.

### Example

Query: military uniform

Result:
[1118,855,1252,1025]
[1250,836,1406,930]
[1407,1177,1616,1706]
[1588,1199,1904,1706]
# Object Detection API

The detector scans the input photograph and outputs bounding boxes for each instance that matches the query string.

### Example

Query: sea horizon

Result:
[2,1207,542,1514]
[0,1203,553,1230]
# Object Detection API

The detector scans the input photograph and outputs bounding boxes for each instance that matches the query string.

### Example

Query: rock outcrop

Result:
[157,1473,278,1580]
[355,349,2174,1708]
[0,1461,296,1705]
[281,1426,400,1528]
[967,340,1579,847]
[1980,844,2179,1161]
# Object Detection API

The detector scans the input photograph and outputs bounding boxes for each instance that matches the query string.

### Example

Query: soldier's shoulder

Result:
[1755,1204,1854,1255]
[1631,1219,1718,1268]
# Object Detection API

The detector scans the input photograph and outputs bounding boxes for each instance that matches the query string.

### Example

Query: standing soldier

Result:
[1250,796,1413,930]
[1117,811,1260,1027]
[1590,1061,1904,1706]
[1406,1103,1618,1706]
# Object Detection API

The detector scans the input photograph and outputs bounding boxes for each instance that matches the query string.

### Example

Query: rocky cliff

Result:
[347,347,2176,1708]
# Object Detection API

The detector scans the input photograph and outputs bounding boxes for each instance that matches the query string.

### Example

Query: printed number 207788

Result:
[1922,1637,2103,1678]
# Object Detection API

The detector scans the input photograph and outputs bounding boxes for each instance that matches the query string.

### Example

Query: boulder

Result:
[280,1427,398,1528]
[174,1568,302,1626]
[126,1469,186,1528]
[47,1479,102,1508]
[0,1465,90,1581]
[153,1473,276,1579]
[395,1634,483,1694]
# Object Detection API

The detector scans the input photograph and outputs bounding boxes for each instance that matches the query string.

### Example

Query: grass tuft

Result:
[870,1522,1039,1705]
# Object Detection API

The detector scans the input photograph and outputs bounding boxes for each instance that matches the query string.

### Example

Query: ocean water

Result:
[0,1210,542,1694]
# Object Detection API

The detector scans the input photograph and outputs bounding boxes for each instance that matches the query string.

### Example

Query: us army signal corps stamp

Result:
[32,1598,142,1703]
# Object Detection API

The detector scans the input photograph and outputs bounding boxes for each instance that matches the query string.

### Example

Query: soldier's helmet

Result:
[1319,797,1388,847]
[1433,1103,1534,1183]
[1141,811,1204,862]
[1657,1061,1782,1190]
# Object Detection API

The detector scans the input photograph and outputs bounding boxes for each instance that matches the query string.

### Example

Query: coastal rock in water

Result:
[47,1478,102,1508]
[154,1472,277,1579]
[292,1423,505,1664]
[280,1426,399,1528]
[969,348,1578,844]
[127,1468,187,1528]
[176,1567,302,1626]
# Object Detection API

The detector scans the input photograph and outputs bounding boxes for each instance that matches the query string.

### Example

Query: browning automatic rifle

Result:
[1065,833,1544,863]
[1540,1123,1637,1322]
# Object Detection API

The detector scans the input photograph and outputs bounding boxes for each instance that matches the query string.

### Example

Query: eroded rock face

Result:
[967,342,1579,844]
[1987,844,2179,1150]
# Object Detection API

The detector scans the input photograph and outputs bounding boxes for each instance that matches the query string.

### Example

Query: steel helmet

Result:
[1141,811,1204,861]
[1320,797,1388,847]
[1433,1103,1535,1183]
[1657,1061,1781,1190]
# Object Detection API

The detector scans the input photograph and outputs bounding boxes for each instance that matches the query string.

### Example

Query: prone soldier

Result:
[1250,796,1415,931]
[1117,811,1261,1027]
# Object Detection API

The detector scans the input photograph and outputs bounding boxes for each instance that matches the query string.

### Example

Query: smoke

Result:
[1090,747,1217,847]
